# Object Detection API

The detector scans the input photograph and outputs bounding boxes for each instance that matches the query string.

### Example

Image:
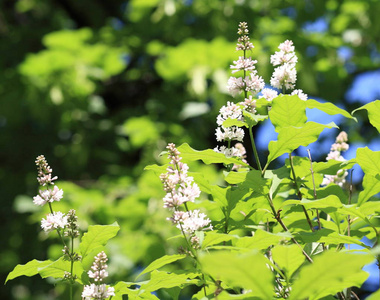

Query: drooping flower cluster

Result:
[160,144,212,248]
[82,251,115,300]
[227,22,265,98]
[33,155,67,232]
[322,131,349,187]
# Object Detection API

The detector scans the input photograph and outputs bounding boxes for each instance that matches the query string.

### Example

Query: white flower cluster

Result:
[214,143,247,171]
[160,144,201,208]
[161,144,212,246]
[215,101,245,142]
[227,23,265,98]
[34,155,66,233]
[41,211,68,233]
[82,251,115,300]
[322,132,349,187]
[270,40,298,91]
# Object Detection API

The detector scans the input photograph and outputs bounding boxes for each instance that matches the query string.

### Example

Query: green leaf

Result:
[137,254,187,279]
[306,99,356,120]
[290,250,373,300]
[80,222,120,259]
[352,100,380,132]
[140,270,198,292]
[38,257,84,283]
[243,111,268,127]
[201,232,237,249]
[199,251,274,299]
[177,143,249,167]
[111,281,135,300]
[222,118,247,128]
[271,244,305,281]
[366,288,380,300]
[5,259,52,284]
[357,147,380,176]
[235,229,292,250]
[300,195,343,210]
[358,174,380,206]
[269,94,307,132]
[267,122,338,165]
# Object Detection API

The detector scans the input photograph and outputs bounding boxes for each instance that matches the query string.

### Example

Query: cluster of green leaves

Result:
[117,96,380,299]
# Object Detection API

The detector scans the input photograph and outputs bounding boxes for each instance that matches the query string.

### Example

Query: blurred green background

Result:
[2,0,380,299]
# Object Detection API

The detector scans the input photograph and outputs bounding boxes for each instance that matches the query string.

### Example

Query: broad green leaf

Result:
[177,143,249,167]
[319,232,368,248]
[137,254,187,279]
[352,100,380,132]
[199,251,274,299]
[271,244,305,280]
[267,122,337,165]
[235,229,292,250]
[300,195,343,210]
[269,94,307,132]
[290,251,373,300]
[356,147,380,176]
[80,222,120,259]
[306,99,356,120]
[224,169,270,194]
[38,257,84,283]
[243,110,268,127]
[140,270,198,292]
[112,281,135,300]
[202,232,237,249]
[222,118,247,128]
[5,259,52,284]
[358,174,380,206]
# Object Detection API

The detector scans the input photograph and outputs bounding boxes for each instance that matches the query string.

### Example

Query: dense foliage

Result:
[2,0,380,299]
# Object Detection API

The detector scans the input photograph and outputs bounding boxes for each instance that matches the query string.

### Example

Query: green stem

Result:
[70,235,74,299]
[288,153,315,232]
[249,126,262,173]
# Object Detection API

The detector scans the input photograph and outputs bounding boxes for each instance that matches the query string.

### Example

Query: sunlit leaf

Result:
[269,94,307,132]
[177,143,249,167]
[290,250,373,300]
[199,251,274,299]
[267,122,338,165]
[5,259,52,284]
[307,99,356,120]
[79,222,120,259]
[271,244,305,281]
[137,254,187,279]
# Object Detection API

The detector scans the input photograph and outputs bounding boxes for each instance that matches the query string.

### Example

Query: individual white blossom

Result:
[82,283,115,300]
[33,185,64,206]
[291,89,308,101]
[259,88,279,102]
[160,144,201,208]
[41,211,68,233]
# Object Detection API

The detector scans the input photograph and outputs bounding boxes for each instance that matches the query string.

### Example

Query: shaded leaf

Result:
[271,244,305,281]
[352,100,380,132]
